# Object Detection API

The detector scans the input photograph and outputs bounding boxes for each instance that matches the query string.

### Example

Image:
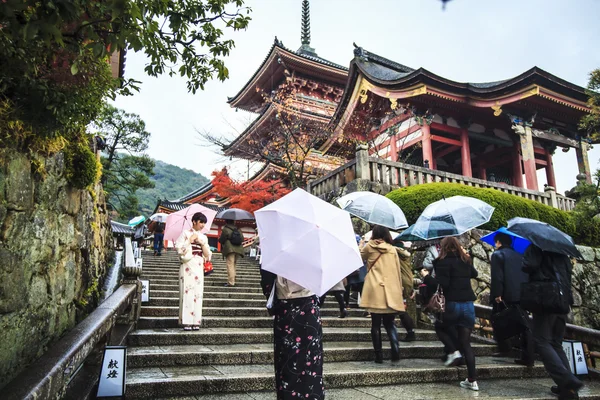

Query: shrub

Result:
[65,141,98,189]
[385,183,598,246]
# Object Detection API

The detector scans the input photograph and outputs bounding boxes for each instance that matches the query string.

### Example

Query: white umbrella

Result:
[149,212,168,223]
[337,191,408,230]
[255,188,363,296]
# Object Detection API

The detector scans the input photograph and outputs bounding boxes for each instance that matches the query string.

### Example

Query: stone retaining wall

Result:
[0,149,110,389]
[409,230,600,330]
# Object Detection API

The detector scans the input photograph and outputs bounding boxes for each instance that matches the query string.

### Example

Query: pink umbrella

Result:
[164,204,217,242]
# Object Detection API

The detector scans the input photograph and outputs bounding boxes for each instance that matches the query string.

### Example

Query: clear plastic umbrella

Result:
[149,213,168,223]
[411,196,495,240]
[336,191,408,230]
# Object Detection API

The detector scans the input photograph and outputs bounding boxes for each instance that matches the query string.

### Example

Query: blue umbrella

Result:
[480,227,531,254]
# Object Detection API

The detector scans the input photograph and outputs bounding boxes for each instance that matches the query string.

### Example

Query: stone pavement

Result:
[126,250,600,399]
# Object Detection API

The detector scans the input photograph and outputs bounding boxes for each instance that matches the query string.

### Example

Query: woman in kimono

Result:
[175,212,212,331]
[261,271,325,400]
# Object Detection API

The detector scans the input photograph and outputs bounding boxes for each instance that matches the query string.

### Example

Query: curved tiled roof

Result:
[227,38,348,108]
[351,46,587,100]
[110,220,135,235]
[173,181,214,203]
[158,200,227,213]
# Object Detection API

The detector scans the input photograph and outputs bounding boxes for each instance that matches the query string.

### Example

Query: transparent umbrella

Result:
[336,191,408,230]
[411,196,495,240]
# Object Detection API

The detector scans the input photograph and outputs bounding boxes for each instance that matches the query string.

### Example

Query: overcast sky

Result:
[113,0,600,195]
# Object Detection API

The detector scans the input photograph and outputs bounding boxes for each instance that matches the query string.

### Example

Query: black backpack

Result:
[155,222,165,233]
[229,229,243,246]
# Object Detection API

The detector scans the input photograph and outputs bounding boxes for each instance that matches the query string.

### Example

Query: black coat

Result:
[490,246,528,303]
[429,254,478,302]
[522,245,574,306]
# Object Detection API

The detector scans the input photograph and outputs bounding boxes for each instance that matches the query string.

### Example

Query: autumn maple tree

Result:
[211,168,290,213]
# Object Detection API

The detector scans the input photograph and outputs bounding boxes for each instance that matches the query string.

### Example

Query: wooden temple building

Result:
[155,0,595,239]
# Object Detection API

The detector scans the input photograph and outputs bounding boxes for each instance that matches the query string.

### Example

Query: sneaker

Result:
[444,351,463,367]
[460,379,479,391]
[338,309,348,319]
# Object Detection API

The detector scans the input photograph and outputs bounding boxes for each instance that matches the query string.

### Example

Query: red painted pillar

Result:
[512,141,524,188]
[390,134,398,161]
[421,124,433,169]
[521,126,539,191]
[460,128,472,177]
[545,151,557,188]
[217,224,222,252]
[478,165,487,181]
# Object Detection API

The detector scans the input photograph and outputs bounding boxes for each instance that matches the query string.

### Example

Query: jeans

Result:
[440,301,477,380]
[533,313,582,390]
[153,233,164,254]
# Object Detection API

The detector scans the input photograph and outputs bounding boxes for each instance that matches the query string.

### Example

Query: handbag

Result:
[520,280,569,314]
[425,285,445,313]
[203,260,214,276]
[491,301,530,341]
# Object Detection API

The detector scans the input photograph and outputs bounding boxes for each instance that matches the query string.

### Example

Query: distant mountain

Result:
[136,159,210,215]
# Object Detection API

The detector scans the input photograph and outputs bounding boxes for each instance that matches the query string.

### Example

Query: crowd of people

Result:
[168,212,582,400]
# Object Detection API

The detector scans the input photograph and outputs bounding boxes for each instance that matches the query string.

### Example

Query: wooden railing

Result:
[4,241,142,400]
[307,146,576,212]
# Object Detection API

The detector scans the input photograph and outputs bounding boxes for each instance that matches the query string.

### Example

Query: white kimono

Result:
[174,229,212,326]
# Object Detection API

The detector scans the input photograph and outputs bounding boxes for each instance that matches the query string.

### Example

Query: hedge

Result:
[386,183,597,246]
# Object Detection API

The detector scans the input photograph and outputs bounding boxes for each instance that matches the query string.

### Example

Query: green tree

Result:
[0,0,252,138]
[94,105,154,218]
[580,69,600,142]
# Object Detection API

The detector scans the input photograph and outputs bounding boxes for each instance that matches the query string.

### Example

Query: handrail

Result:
[4,284,137,400]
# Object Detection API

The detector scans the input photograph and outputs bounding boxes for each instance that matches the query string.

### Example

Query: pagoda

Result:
[155,0,347,248]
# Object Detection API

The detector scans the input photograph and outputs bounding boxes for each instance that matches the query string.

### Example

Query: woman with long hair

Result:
[421,236,479,391]
[360,225,406,363]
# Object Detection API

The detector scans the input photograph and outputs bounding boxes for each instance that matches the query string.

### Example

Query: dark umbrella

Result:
[506,217,582,259]
[216,208,255,221]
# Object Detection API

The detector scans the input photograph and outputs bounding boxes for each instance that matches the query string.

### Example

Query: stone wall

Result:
[0,149,110,389]
[409,230,600,330]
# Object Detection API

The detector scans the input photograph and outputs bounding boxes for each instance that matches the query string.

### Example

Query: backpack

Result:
[155,222,165,233]
[229,229,243,246]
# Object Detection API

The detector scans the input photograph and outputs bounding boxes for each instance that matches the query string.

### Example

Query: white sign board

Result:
[249,248,257,257]
[563,340,588,375]
[97,346,127,397]
[136,258,143,268]
[141,280,149,302]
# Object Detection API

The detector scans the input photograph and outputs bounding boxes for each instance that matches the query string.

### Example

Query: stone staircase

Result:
[125,250,600,399]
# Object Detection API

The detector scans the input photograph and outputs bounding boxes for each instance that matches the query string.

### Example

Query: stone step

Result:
[140,306,363,318]
[125,357,547,398]
[149,284,262,293]
[147,297,348,307]
[128,328,439,346]
[156,378,600,400]
[141,269,261,277]
[140,276,262,284]
[127,340,497,367]
[138,316,378,329]
[149,290,267,300]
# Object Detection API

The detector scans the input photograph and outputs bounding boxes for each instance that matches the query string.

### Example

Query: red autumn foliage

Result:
[211,168,291,213]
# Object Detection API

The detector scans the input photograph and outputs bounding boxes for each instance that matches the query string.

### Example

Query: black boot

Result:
[371,327,383,364]
[385,324,400,361]
[400,331,416,342]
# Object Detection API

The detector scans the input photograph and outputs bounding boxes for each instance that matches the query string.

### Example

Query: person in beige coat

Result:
[360,225,405,363]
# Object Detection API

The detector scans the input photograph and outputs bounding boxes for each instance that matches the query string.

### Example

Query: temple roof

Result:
[349,46,588,101]
[172,182,214,203]
[110,220,134,235]
[156,199,227,213]
[227,38,348,113]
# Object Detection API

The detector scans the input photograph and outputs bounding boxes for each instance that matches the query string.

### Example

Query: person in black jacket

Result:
[523,245,582,400]
[421,236,479,391]
[490,232,533,364]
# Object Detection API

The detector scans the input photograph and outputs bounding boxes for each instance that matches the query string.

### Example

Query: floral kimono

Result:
[175,229,211,326]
